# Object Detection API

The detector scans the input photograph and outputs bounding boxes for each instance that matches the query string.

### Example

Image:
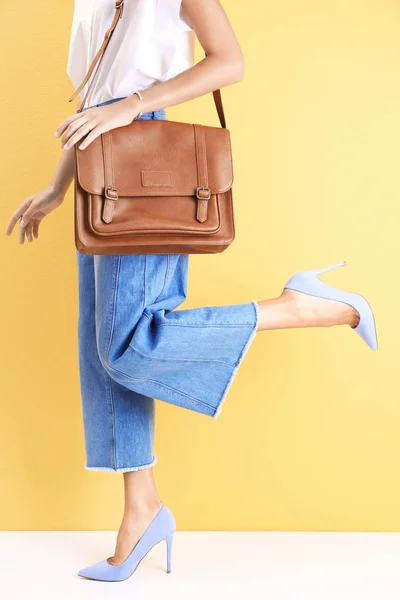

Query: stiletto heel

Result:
[77,505,176,582]
[166,533,173,573]
[284,261,378,351]
[314,261,347,275]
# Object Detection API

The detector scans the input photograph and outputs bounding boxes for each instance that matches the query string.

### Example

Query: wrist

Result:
[48,181,67,200]
[125,92,144,121]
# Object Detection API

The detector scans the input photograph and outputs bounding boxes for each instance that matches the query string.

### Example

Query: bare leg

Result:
[256,289,360,331]
[107,469,163,566]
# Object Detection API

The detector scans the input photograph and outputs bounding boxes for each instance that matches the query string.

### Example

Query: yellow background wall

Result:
[1,0,399,531]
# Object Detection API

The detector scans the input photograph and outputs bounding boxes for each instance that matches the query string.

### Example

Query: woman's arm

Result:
[5,147,75,243]
[49,145,76,197]
[56,0,244,151]
[128,0,245,116]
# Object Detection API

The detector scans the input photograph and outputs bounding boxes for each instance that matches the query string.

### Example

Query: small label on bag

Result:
[141,171,172,187]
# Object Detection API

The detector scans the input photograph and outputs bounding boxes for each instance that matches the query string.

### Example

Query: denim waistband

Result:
[81,95,166,120]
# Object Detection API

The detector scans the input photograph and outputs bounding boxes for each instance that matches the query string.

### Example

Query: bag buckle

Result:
[105,186,118,200]
[196,186,211,200]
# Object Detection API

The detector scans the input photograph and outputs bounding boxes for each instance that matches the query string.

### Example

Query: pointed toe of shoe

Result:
[78,559,126,582]
[352,295,378,352]
[354,320,378,351]
[78,560,105,580]
[361,327,378,351]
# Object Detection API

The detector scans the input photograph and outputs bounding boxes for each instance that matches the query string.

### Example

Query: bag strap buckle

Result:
[105,186,118,200]
[196,186,211,200]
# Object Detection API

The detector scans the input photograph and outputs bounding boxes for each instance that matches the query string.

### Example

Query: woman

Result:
[5,0,377,583]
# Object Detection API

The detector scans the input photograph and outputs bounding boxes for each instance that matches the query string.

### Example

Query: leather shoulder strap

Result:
[68,0,227,128]
[68,0,125,113]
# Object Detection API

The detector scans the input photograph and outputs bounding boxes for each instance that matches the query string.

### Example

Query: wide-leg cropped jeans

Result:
[76,96,260,472]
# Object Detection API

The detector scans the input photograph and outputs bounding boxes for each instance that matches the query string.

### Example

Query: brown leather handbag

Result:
[69,0,235,255]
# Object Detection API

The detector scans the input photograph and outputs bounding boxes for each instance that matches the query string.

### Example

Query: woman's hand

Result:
[5,184,66,244]
[54,96,141,151]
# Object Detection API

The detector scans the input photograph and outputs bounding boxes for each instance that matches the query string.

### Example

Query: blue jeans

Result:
[76,96,259,471]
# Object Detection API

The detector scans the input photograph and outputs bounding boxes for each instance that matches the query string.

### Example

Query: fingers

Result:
[32,219,40,240]
[60,115,92,149]
[5,199,41,244]
[19,216,26,245]
[20,218,41,244]
[25,220,34,243]
[63,121,96,150]
[78,124,104,150]
[18,216,34,245]
[54,112,84,140]
[56,107,113,150]
[5,198,33,236]
[20,203,39,230]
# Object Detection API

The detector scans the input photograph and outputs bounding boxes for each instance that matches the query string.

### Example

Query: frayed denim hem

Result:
[212,299,259,420]
[84,455,157,472]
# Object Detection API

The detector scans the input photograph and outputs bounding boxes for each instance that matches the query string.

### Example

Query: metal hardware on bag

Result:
[105,186,118,200]
[102,186,119,224]
[196,186,211,200]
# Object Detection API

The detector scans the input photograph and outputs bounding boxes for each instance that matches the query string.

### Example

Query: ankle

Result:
[257,295,298,331]
[124,498,163,519]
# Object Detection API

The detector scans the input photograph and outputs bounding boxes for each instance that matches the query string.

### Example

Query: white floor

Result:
[1,531,400,599]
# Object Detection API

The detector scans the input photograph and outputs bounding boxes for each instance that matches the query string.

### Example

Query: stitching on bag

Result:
[86,193,223,237]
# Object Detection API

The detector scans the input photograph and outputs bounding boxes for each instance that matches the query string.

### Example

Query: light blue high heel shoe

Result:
[77,504,175,582]
[283,261,378,351]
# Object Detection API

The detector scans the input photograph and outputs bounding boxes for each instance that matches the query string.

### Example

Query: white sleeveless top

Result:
[66,0,195,107]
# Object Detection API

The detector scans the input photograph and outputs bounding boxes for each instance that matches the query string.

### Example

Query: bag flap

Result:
[75,120,233,197]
